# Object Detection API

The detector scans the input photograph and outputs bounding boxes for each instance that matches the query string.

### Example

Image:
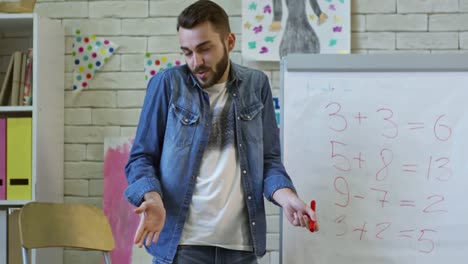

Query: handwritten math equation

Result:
[325,101,454,254]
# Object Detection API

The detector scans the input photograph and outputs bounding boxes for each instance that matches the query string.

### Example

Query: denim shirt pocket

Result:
[239,102,264,143]
[170,103,199,146]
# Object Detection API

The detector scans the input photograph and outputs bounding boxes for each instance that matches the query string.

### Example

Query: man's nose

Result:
[192,53,204,68]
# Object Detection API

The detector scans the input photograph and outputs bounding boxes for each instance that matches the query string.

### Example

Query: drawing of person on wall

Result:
[269,0,328,58]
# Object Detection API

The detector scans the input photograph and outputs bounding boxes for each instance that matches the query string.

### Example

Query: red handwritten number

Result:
[423,195,448,213]
[331,141,351,172]
[334,177,350,208]
[418,229,437,253]
[370,188,390,208]
[427,156,452,182]
[325,102,348,132]
[375,222,391,240]
[335,215,347,237]
[435,157,451,182]
[375,149,393,181]
[433,114,452,141]
[426,156,433,181]
[377,108,398,139]
[353,222,368,240]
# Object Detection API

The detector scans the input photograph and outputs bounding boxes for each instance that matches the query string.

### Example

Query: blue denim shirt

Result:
[125,62,296,264]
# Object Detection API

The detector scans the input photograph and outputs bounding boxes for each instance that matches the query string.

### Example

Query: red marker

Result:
[308,200,317,232]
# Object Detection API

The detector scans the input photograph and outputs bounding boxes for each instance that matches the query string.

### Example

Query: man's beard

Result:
[192,45,229,88]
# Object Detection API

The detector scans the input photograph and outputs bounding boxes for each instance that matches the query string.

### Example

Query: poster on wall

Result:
[72,29,119,93]
[103,137,153,264]
[242,0,350,61]
[144,53,185,84]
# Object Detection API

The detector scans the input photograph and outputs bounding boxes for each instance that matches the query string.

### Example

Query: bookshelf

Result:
[0,13,64,264]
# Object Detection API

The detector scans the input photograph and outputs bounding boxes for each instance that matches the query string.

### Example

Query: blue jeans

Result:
[172,245,258,264]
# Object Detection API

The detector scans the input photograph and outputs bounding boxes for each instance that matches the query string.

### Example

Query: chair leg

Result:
[104,252,112,264]
[21,247,29,264]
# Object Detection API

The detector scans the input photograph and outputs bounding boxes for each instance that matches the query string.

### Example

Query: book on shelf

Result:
[23,49,33,106]
[0,50,33,107]
[0,54,14,106]
[18,53,27,106]
[9,51,22,106]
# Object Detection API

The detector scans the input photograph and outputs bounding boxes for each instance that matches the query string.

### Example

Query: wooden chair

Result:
[0,0,36,13]
[18,202,115,264]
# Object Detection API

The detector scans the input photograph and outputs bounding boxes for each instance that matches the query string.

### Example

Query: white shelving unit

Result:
[0,13,64,264]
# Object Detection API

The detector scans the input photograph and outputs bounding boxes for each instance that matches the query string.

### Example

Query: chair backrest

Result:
[18,202,115,251]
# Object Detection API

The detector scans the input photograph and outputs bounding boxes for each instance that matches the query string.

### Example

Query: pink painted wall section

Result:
[103,137,139,264]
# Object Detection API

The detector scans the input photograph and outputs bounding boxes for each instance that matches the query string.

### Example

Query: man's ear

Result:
[226,33,236,52]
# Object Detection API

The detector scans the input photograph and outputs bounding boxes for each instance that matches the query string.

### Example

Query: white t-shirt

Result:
[179,82,252,251]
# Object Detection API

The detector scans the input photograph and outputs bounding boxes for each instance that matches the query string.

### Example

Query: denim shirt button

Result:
[233,93,237,97]
[248,196,252,200]
[242,170,247,174]
[239,143,242,147]
[252,221,256,226]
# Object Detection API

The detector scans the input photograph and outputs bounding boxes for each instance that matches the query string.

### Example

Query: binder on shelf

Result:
[6,117,32,200]
[0,117,6,200]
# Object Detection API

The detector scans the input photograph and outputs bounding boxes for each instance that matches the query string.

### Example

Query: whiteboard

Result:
[281,54,468,264]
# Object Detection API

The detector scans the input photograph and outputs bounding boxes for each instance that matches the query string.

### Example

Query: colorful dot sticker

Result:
[144,54,185,83]
[72,29,119,93]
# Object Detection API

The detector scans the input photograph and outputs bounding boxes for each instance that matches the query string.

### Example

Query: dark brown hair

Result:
[177,0,231,37]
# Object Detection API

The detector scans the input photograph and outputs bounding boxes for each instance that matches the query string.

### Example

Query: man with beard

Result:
[124,1,317,263]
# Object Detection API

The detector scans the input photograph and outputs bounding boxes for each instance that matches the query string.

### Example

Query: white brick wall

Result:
[397,32,458,49]
[430,14,468,31]
[397,0,458,13]
[86,144,104,161]
[352,0,396,13]
[122,18,177,35]
[64,144,86,161]
[366,14,427,31]
[462,0,468,11]
[35,2,88,18]
[5,0,463,263]
[62,18,122,36]
[89,1,148,18]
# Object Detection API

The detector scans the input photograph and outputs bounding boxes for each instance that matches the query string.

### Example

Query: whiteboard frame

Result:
[281,53,468,72]
[279,53,468,264]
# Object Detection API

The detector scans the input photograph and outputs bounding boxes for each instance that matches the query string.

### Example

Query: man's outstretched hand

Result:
[134,191,166,247]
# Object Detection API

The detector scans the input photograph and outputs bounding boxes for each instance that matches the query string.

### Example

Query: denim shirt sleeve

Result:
[124,72,172,207]
[260,75,297,204]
